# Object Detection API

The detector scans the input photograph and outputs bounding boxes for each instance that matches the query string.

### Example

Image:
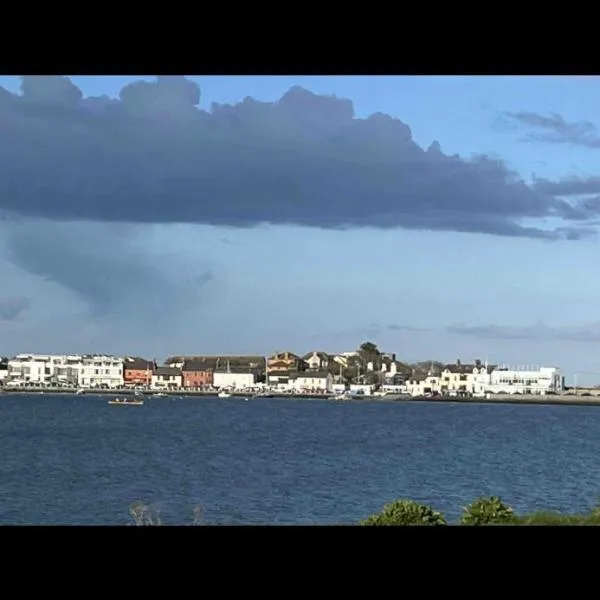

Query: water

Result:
[0,393,599,524]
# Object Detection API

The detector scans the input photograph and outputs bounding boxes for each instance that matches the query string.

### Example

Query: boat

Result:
[253,391,274,398]
[333,391,352,401]
[108,397,144,406]
[218,391,231,398]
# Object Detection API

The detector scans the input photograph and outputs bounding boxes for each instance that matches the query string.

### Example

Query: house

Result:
[213,366,256,390]
[267,370,295,390]
[302,352,331,371]
[79,355,124,389]
[123,357,155,387]
[181,359,217,388]
[165,355,265,369]
[292,371,333,392]
[7,354,53,386]
[267,351,305,374]
[405,373,441,396]
[488,365,562,395]
[439,359,495,396]
[6,354,85,387]
[151,367,182,390]
[0,358,8,383]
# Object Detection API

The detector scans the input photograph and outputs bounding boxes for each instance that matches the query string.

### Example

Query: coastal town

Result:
[0,342,567,398]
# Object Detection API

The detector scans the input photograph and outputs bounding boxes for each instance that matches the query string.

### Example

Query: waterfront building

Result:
[151,366,183,390]
[123,356,155,387]
[439,359,496,396]
[213,365,256,390]
[405,373,442,396]
[6,354,83,387]
[0,357,8,382]
[78,355,124,389]
[181,359,216,388]
[488,366,563,395]
[291,371,333,392]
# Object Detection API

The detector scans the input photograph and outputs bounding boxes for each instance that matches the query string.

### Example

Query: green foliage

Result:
[460,497,517,525]
[361,499,446,526]
[515,511,589,525]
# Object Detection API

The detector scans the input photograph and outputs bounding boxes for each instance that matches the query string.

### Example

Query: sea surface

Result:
[0,393,599,525]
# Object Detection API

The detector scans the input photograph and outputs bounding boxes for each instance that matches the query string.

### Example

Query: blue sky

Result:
[1,75,600,383]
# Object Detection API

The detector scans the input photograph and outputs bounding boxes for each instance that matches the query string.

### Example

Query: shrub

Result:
[460,496,517,525]
[516,511,590,525]
[361,499,446,526]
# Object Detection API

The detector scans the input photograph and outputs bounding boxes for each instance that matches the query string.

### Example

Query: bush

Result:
[460,496,517,525]
[516,511,588,525]
[361,499,446,526]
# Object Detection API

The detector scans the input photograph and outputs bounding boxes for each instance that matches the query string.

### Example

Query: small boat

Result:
[333,391,352,401]
[218,391,231,398]
[108,397,144,406]
[253,391,274,398]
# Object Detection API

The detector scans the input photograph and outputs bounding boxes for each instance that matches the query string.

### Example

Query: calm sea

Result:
[0,393,599,525]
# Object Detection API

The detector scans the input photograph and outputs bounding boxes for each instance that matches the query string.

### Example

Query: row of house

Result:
[0,352,564,395]
[404,360,564,397]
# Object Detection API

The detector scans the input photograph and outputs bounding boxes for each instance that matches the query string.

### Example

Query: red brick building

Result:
[123,357,155,387]
[181,360,216,388]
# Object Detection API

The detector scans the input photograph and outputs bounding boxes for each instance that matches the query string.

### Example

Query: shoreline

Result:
[1,387,600,406]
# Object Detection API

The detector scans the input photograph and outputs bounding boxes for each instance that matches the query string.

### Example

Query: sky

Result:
[1,75,600,384]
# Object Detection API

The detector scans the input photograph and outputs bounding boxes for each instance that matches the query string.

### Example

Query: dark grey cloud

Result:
[532,176,600,197]
[0,76,591,241]
[447,321,600,343]
[0,296,30,321]
[505,111,600,148]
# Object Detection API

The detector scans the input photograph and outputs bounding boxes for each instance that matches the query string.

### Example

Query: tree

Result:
[358,341,382,371]
[361,499,446,526]
[460,497,517,525]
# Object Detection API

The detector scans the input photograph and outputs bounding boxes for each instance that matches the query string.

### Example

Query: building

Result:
[213,366,256,390]
[7,354,54,385]
[438,359,495,396]
[405,373,441,396]
[151,367,182,390]
[292,371,333,392]
[267,351,305,374]
[267,371,294,390]
[181,359,216,388]
[79,355,124,389]
[488,366,563,395]
[302,352,331,371]
[165,355,265,370]
[123,357,155,387]
[0,358,8,383]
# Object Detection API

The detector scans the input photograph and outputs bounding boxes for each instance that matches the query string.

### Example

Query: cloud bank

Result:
[0,76,592,242]
[447,322,600,343]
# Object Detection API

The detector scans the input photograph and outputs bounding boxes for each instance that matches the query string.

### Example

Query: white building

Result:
[488,366,562,395]
[439,360,494,396]
[405,374,441,396]
[292,371,333,392]
[78,355,124,389]
[151,367,182,390]
[213,369,256,390]
[7,354,54,385]
[0,358,8,382]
